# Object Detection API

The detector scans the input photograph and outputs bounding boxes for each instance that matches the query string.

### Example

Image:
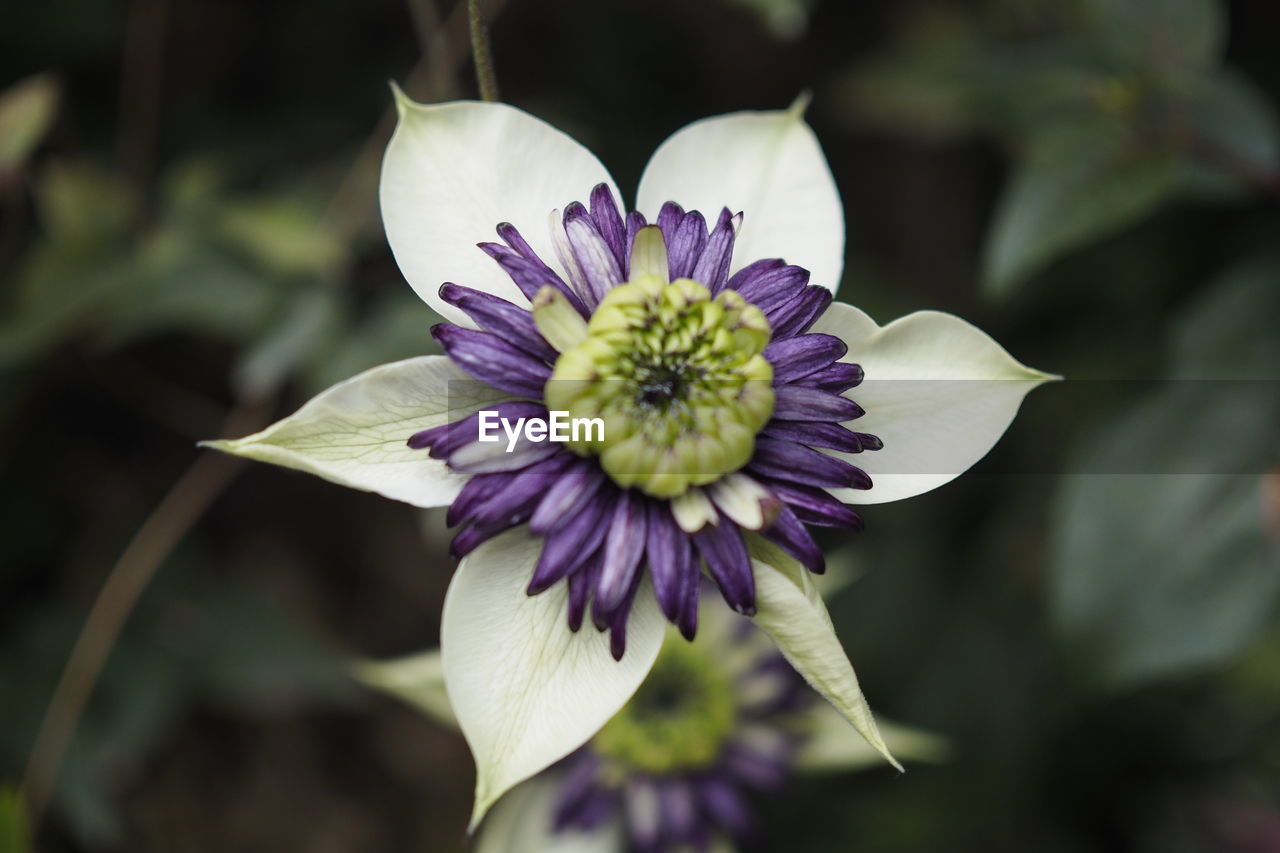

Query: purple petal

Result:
[771,383,865,422]
[482,245,590,318]
[551,753,604,831]
[764,333,847,384]
[694,519,755,616]
[794,361,865,393]
[666,208,708,280]
[529,462,608,534]
[438,282,556,362]
[589,183,627,271]
[657,780,698,840]
[566,555,600,632]
[766,481,865,530]
[691,208,739,293]
[469,454,574,527]
[565,213,623,304]
[761,505,824,572]
[761,419,865,453]
[698,778,754,838]
[721,742,791,790]
[528,490,615,594]
[644,501,685,622]
[607,570,644,660]
[593,491,649,621]
[407,400,547,458]
[766,285,832,339]
[726,259,809,308]
[431,324,551,398]
[749,436,873,490]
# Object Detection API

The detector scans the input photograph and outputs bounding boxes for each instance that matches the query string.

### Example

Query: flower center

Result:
[544,273,775,498]
[591,630,737,774]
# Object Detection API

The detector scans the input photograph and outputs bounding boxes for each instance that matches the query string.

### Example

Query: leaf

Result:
[353,650,457,730]
[1051,263,1280,688]
[983,124,1180,295]
[1170,260,1280,378]
[232,285,342,398]
[746,537,901,771]
[1181,68,1280,199]
[1084,0,1224,83]
[440,528,665,829]
[0,73,59,171]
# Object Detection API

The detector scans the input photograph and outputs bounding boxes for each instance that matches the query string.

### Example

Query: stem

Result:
[467,0,500,102]
[18,397,271,834]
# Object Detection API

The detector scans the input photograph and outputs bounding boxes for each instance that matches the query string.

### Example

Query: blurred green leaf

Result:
[837,8,985,139]
[232,284,342,397]
[0,73,59,172]
[721,0,816,41]
[0,562,348,846]
[0,787,31,853]
[33,160,137,240]
[1084,0,1224,85]
[219,197,347,278]
[1171,260,1280,378]
[301,286,438,394]
[983,124,1180,295]
[1051,261,1280,690]
[1180,68,1280,199]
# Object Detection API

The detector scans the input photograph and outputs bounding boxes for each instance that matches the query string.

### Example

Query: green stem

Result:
[467,0,500,102]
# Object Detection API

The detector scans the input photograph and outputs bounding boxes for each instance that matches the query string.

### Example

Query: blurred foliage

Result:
[1052,260,1280,689]
[0,787,32,853]
[1,0,1278,850]
[840,0,1280,294]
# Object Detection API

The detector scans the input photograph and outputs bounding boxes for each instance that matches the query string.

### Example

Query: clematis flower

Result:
[206,89,1052,826]
[359,577,946,853]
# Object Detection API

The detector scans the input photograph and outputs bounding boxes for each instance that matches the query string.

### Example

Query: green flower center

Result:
[592,630,738,774]
[544,274,774,498]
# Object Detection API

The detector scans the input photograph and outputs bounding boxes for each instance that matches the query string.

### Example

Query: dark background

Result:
[2,0,1279,850]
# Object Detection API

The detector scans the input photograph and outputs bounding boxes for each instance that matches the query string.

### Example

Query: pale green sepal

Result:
[202,355,510,508]
[629,225,669,283]
[795,702,948,773]
[636,108,845,293]
[532,285,588,352]
[441,528,665,831]
[810,304,1057,506]
[352,650,457,730]
[747,537,902,771]
[475,775,623,853]
[380,93,620,326]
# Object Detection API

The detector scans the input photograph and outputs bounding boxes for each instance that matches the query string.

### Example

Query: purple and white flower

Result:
[208,90,1051,826]
[361,576,946,852]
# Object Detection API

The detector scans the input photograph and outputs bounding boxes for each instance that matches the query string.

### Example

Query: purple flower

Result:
[209,92,1051,827]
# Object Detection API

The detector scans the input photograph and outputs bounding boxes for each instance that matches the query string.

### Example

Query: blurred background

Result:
[2,0,1278,850]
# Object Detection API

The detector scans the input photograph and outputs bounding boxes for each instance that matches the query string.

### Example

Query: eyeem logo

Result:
[478,410,605,452]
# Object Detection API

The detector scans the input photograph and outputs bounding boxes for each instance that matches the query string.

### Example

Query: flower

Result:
[410,181,877,660]
[359,577,946,852]
[206,88,1052,826]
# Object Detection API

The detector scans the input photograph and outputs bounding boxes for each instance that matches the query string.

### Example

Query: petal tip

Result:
[788,90,813,119]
